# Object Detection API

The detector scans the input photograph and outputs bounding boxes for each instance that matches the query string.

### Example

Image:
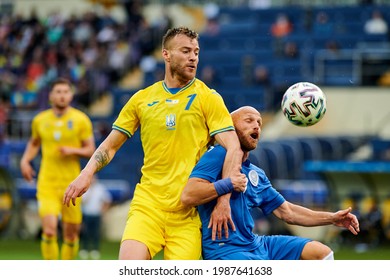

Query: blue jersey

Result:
[190,145,309,260]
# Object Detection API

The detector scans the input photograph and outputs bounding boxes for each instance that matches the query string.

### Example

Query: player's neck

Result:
[52,106,70,117]
[164,75,193,89]
[242,152,250,162]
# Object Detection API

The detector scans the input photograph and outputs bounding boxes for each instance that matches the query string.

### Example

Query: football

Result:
[281,82,327,127]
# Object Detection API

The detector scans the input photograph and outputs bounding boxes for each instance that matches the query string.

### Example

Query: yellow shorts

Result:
[36,184,82,224]
[121,204,202,260]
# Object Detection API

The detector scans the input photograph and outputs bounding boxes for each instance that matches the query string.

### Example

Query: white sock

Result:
[323,251,334,260]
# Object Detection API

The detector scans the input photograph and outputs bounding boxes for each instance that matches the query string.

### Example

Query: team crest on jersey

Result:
[166,114,176,130]
[67,120,73,129]
[248,170,258,187]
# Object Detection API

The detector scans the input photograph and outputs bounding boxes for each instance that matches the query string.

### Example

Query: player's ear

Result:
[162,48,170,62]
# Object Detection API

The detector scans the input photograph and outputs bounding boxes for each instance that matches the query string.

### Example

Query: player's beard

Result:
[169,62,196,85]
[238,132,258,152]
[53,100,70,111]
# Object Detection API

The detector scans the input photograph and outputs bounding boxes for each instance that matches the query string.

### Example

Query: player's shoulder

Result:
[130,81,163,101]
[140,81,163,94]
[205,144,226,156]
[69,107,91,120]
[33,108,52,120]
[194,79,222,97]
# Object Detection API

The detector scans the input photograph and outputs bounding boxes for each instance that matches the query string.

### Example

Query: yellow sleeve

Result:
[112,92,141,138]
[203,90,234,137]
[31,115,40,140]
[79,113,94,141]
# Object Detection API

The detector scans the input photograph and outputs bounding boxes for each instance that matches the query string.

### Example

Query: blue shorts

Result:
[218,235,311,260]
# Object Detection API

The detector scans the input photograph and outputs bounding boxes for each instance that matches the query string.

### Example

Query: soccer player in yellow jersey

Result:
[63,27,246,260]
[20,78,95,260]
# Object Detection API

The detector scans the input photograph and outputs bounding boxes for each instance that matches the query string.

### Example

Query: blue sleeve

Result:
[256,168,286,215]
[189,145,226,183]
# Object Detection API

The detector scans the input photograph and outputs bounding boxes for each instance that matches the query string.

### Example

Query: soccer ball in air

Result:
[281,82,327,127]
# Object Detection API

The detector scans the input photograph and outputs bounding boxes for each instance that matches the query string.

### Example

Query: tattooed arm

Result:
[63,130,128,206]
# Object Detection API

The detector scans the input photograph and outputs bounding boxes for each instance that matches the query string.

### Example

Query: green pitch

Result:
[0,239,389,260]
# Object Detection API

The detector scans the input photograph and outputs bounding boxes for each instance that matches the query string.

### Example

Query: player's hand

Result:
[59,146,75,156]
[63,172,92,207]
[231,173,248,193]
[20,161,36,183]
[208,196,235,240]
[332,207,360,235]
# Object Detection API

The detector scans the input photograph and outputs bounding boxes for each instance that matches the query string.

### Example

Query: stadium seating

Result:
[1,3,389,212]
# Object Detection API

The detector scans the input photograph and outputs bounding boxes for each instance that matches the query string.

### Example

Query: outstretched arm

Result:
[63,129,127,207]
[272,201,360,235]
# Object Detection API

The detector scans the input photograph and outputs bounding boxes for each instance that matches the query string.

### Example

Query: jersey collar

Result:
[162,78,196,94]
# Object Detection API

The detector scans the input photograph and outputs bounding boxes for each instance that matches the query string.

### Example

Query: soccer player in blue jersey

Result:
[63,27,245,260]
[181,106,360,260]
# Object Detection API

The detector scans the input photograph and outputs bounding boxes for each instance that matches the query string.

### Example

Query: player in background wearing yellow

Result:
[63,27,245,260]
[20,78,95,260]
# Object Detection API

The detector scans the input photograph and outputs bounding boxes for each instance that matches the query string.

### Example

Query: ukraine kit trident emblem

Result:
[166,114,176,130]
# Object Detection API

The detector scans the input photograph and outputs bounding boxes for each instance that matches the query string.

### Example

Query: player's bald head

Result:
[231,106,262,127]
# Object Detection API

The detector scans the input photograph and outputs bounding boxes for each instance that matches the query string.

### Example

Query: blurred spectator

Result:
[302,7,313,32]
[253,64,274,111]
[97,22,117,43]
[94,120,111,144]
[248,0,271,10]
[0,4,166,119]
[204,2,220,22]
[312,11,334,35]
[73,77,93,111]
[200,65,220,87]
[383,196,390,241]
[122,0,145,37]
[10,77,38,109]
[108,39,130,83]
[200,65,220,88]
[270,13,293,38]
[203,17,220,37]
[253,65,271,87]
[241,55,254,87]
[378,68,390,87]
[339,196,364,246]
[364,10,388,35]
[0,94,10,141]
[270,13,293,57]
[72,16,94,43]
[325,40,341,55]
[25,47,46,91]
[45,12,64,44]
[203,2,220,37]
[283,41,299,59]
[79,176,112,260]
[363,198,385,247]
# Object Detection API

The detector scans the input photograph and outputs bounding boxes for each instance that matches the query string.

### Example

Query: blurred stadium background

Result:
[1,0,390,259]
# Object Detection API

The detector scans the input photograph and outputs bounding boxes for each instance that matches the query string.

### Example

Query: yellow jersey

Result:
[32,107,93,188]
[113,78,234,211]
